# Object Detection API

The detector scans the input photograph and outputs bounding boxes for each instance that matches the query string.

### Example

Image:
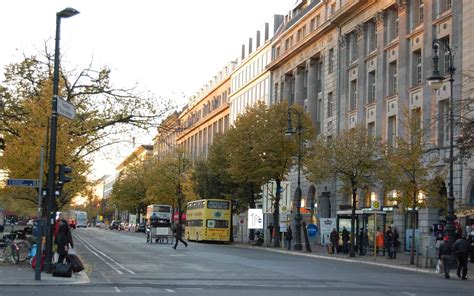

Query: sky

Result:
[0,0,294,179]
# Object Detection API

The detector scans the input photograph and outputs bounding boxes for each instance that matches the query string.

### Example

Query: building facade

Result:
[268,0,473,247]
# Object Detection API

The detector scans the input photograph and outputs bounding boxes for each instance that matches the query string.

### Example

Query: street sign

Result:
[307,224,318,237]
[57,97,76,120]
[7,179,40,188]
[371,200,381,210]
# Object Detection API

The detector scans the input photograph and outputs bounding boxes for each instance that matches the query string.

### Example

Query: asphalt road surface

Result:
[1,227,473,296]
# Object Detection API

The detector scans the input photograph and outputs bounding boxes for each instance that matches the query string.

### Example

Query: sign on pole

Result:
[7,179,40,188]
[57,97,76,120]
[248,209,263,229]
[371,200,381,210]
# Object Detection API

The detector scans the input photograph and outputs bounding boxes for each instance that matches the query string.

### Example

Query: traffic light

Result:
[58,164,73,185]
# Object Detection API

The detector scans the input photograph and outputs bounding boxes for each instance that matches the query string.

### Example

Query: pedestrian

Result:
[330,228,339,255]
[54,219,74,263]
[391,227,399,259]
[376,228,384,255]
[285,226,293,250]
[342,227,350,254]
[438,236,452,279]
[267,223,274,244]
[173,223,188,249]
[452,235,470,280]
[358,228,366,256]
[384,226,393,258]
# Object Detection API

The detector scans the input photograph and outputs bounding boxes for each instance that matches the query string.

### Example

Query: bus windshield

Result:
[207,201,229,210]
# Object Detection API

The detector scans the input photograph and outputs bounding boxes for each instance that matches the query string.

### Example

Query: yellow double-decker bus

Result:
[185,199,231,242]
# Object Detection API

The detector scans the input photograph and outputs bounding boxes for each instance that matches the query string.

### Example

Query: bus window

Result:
[207,201,229,210]
[206,219,228,228]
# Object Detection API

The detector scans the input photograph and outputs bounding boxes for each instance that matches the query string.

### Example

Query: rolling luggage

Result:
[67,253,84,273]
[52,262,73,278]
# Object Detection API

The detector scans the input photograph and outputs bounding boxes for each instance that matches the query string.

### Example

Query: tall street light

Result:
[427,39,456,246]
[45,7,80,273]
[285,107,303,251]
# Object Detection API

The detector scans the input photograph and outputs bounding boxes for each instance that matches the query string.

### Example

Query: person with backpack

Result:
[54,219,74,263]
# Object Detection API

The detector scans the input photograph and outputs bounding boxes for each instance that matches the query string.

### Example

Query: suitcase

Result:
[67,254,84,273]
[52,262,73,278]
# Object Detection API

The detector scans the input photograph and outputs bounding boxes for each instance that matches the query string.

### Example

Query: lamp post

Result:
[44,7,79,273]
[427,39,456,246]
[285,107,303,251]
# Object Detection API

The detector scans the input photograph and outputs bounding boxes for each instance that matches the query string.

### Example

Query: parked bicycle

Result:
[0,230,32,264]
[0,233,20,264]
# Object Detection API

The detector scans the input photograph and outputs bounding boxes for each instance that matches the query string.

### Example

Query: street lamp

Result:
[427,39,456,246]
[44,7,79,273]
[285,107,303,251]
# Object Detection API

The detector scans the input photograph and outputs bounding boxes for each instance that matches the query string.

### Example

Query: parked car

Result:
[135,222,146,233]
[109,220,120,230]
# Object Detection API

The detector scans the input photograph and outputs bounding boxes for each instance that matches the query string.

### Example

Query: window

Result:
[439,0,452,14]
[413,50,422,85]
[327,92,333,117]
[367,122,375,138]
[367,21,377,53]
[389,61,398,95]
[438,99,449,146]
[285,39,290,51]
[413,0,424,27]
[297,29,302,42]
[368,71,376,103]
[316,14,320,27]
[387,115,397,147]
[310,18,315,31]
[328,48,334,74]
[387,9,399,42]
[349,79,357,110]
[439,37,451,76]
[419,0,424,24]
[349,33,358,63]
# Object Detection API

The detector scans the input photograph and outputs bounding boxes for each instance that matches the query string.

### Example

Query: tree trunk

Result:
[273,179,281,248]
[350,187,357,257]
[410,191,417,265]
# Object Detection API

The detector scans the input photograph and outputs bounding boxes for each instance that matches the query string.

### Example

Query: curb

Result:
[0,271,91,286]
[234,244,433,275]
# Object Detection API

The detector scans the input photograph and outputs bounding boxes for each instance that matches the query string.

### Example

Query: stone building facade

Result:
[268,0,473,247]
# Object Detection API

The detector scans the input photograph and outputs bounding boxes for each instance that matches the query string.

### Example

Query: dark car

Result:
[109,220,120,230]
[135,222,146,233]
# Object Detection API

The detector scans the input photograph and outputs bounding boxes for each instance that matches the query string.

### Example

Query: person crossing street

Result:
[173,223,188,249]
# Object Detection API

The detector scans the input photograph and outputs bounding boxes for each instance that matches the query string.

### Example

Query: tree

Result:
[380,110,446,265]
[0,50,171,213]
[305,125,380,257]
[148,148,191,224]
[110,159,148,215]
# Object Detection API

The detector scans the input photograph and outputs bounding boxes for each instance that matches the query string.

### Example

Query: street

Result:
[1,227,473,296]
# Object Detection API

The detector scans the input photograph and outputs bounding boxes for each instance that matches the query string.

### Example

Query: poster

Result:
[320,218,336,245]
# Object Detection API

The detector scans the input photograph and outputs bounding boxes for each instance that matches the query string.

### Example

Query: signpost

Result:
[371,200,381,260]
[57,97,76,120]
[7,179,40,188]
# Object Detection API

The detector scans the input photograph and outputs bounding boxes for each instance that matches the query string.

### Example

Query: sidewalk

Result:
[0,262,90,286]
[234,242,474,278]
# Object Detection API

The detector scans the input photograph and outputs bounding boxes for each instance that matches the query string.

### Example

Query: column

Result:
[356,23,367,120]
[306,59,318,125]
[294,66,305,106]
[397,3,409,132]
[375,10,385,139]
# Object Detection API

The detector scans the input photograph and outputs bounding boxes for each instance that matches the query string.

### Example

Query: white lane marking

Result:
[114,286,121,293]
[77,234,135,275]
[402,293,416,296]
[165,289,175,293]
[104,261,124,274]
[114,261,136,275]
[76,235,123,275]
